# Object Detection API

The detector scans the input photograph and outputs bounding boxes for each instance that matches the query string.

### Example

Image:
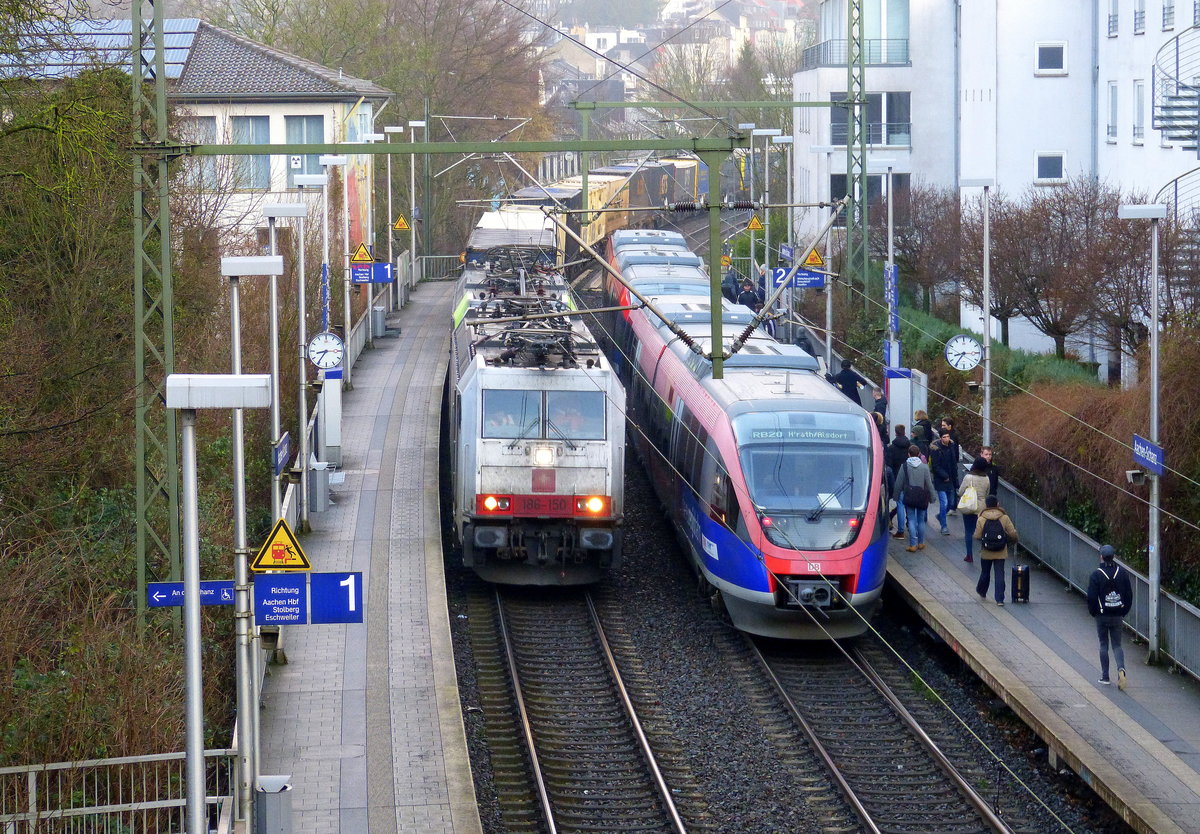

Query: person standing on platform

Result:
[980,445,1002,497]
[894,444,935,553]
[886,425,912,538]
[872,388,888,427]
[974,495,1018,605]
[911,410,934,456]
[736,280,762,311]
[1087,544,1133,689]
[956,458,991,563]
[929,431,959,535]
[828,358,869,405]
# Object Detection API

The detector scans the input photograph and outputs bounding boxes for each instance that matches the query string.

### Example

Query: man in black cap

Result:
[1086,544,1134,689]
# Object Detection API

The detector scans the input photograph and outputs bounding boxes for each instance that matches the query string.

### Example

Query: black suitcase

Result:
[1011,564,1030,603]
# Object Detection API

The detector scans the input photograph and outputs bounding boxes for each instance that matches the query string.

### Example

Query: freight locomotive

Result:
[448,208,626,584]
[600,232,888,639]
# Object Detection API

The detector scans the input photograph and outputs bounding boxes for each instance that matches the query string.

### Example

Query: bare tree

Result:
[868,180,960,315]
[959,190,1026,344]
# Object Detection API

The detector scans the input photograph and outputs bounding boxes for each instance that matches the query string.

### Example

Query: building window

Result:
[231,115,270,189]
[1107,82,1118,141]
[1109,0,1119,35]
[1133,80,1145,142]
[285,115,324,188]
[179,115,217,188]
[1035,42,1067,75]
[830,91,911,146]
[1165,0,1175,28]
[1034,153,1065,183]
[1134,0,1146,32]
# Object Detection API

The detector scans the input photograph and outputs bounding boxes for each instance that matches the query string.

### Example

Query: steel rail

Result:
[743,636,883,834]
[585,593,689,834]
[493,590,558,834]
[849,646,1018,834]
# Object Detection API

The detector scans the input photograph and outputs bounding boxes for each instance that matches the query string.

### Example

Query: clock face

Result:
[307,331,345,369]
[945,335,982,371]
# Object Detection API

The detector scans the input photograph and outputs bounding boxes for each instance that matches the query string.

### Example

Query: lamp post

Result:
[752,128,781,276]
[289,178,321,528]
[316,157,346,335]
[165,373,271,834]
[773,134,794,338]
[870,159,898,369]
[219,257,283,828]
[261,205,307,523]
[738,123,755,275]
[384,125,404,310]
[1119,201,1167,662]
[362,132,385,344]
[963,178,995,446]
[409,120,426,288]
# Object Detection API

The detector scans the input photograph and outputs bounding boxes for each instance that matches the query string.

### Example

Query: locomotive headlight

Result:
[576,495,608,515]
[483,495,499,511]
[533,446,555,467]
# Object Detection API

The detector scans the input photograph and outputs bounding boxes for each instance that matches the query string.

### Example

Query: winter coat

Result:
[911,418,934,453]
[1087,561,1134,618]
[956,472,991,515]
[973,507,1019,559]
[895,457,936,509]
[886,436,912,476]
[831,367,868,403]
[984,461,1001,496]
[929,443,960,492]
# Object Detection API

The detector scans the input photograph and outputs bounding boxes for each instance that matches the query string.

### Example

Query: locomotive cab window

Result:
[482,389,540,439]
[547,390,605,440]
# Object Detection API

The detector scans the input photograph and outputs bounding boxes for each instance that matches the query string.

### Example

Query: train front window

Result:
[482,390,540,439]
[546,390,605,440]
[733,412,872,551]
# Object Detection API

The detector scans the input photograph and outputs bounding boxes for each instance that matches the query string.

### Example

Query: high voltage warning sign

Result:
[251,519,312,572]
[746,215,764,232]
[392,215,410,231]
[350,242,373,263]
[803,248,825,268]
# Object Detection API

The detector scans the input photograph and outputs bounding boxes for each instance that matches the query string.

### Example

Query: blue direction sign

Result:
[349,264,373,284]
[273,431,290,477]
[793,269,825,288]
[310,572,364,624]
[350,263,394,284]
[779,242,794,262]
[1133,434,1165,476]
[884,264,899,334]
[254,574,307,625]
[147,580,235,608]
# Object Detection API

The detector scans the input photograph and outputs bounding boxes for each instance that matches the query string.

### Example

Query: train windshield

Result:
[732,412,872,551]
[482,389,605,440]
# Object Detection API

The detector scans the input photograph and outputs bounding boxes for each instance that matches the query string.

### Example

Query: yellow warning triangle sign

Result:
[350,242,373,263]
[392,214,410,232]
[251,519,312,572]
[746,215,764,232]
[803,248,825,268]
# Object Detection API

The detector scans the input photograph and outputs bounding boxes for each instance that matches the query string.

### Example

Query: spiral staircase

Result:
[1154,25,1200,214]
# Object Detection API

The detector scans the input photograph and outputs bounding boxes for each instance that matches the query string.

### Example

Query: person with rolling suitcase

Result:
[973,495,1018,605]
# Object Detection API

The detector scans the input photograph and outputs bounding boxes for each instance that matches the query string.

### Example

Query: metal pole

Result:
[764,141,771,274]
[1149,215,1161,661]
[982,185,992,447]
[825,203,834,370]
[228,276,254,827]
[180,408,205,834]
[267,219,282,522]
[322,178,331,333]
[749,136,757,274]
[701,149,726,379]
[387,149,394,274]
[341,160,352,386]
[786,139,794,342]
[887,166,896,366]
[409,122,422,288]
[297,217,310,530]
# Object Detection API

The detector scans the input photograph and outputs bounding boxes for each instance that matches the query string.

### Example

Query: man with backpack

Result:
[894,444,935,552]
[1087,544,1134,689]
[973,495,1018,605]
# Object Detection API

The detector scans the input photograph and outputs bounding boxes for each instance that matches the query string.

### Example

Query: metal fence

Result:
[419,254,462,281]
[999,479,1200,680]
[0,750,236,833]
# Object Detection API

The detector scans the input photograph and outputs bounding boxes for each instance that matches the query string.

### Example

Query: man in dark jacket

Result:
[735,280,761,310]
[828,358,868,404]
[886,425,911,538]
[980,445,1001,497]
[1087,544,1134,689]
[929,431,959,535]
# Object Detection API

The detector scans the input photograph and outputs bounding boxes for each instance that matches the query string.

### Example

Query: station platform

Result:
[258,281,482,834]
[888,523,1200,834]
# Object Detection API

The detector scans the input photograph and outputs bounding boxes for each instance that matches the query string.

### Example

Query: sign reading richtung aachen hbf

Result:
[1133,434,1165,477]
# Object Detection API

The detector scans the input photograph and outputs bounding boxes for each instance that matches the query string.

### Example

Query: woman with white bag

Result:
[956,458,991,563]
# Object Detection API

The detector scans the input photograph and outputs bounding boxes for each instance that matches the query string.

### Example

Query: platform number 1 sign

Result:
[309,572,364,624]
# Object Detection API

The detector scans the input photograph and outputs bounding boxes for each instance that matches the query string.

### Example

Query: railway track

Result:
[750,636,1020,834]
[468,585,691,833]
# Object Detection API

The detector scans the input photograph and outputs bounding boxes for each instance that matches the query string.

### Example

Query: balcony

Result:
[801,39,909,70]
[829,121,912,146]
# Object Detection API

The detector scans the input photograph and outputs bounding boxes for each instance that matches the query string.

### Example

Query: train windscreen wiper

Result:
[506,417,540,449]
[806,476,853,522]
[545,417,579,450]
